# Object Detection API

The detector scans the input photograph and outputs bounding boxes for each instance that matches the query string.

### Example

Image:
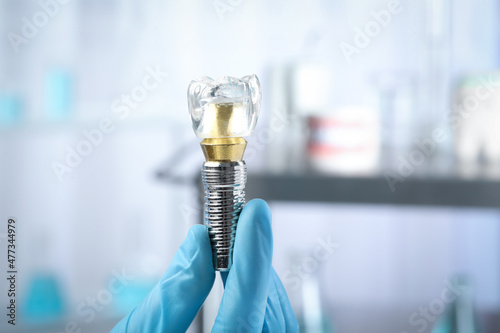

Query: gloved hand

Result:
[111,199,299,333]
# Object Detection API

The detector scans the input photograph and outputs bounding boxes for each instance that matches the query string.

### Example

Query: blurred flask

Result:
[111,215,162,316]
[24,274,65,322]
[300,274,333,333]
[112,279,155,316]
[269,62,332,174]
[23,228,65,323]
[373,72,417,173]
[431,275,483,333]
[308,107,380,175]
[453,73,500,179]
[111,253,159,316]
[45,68,73,121]
[286,251,334,333]
[265,65,292,174]
[291,63,331,116]
[0,93,22,126]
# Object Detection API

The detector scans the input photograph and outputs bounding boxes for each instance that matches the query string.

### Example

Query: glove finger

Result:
[212,199,273,332]
[272,269,300,332]
[262,277,286,333]
[111,225,215,333]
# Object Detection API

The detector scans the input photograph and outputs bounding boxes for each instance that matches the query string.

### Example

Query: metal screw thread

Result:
[202,161,246,271]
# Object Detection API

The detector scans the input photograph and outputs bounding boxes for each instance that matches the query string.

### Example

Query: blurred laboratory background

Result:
[0,0,499,332]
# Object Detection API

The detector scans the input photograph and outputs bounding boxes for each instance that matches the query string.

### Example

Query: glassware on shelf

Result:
[45,68,73,121]
[453,73,500,179]
[431,275,484,333]
[0,93,22,126]
[372,72,417,174]
[24,273,65,322]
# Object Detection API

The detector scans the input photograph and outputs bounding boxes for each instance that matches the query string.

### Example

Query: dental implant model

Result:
[188,75,261,271]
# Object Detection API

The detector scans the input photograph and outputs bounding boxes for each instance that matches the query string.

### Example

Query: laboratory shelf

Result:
[244,174,500,208]
[156,167,500,208]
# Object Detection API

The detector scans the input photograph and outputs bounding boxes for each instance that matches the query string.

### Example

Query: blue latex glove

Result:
[111,199,299,333]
